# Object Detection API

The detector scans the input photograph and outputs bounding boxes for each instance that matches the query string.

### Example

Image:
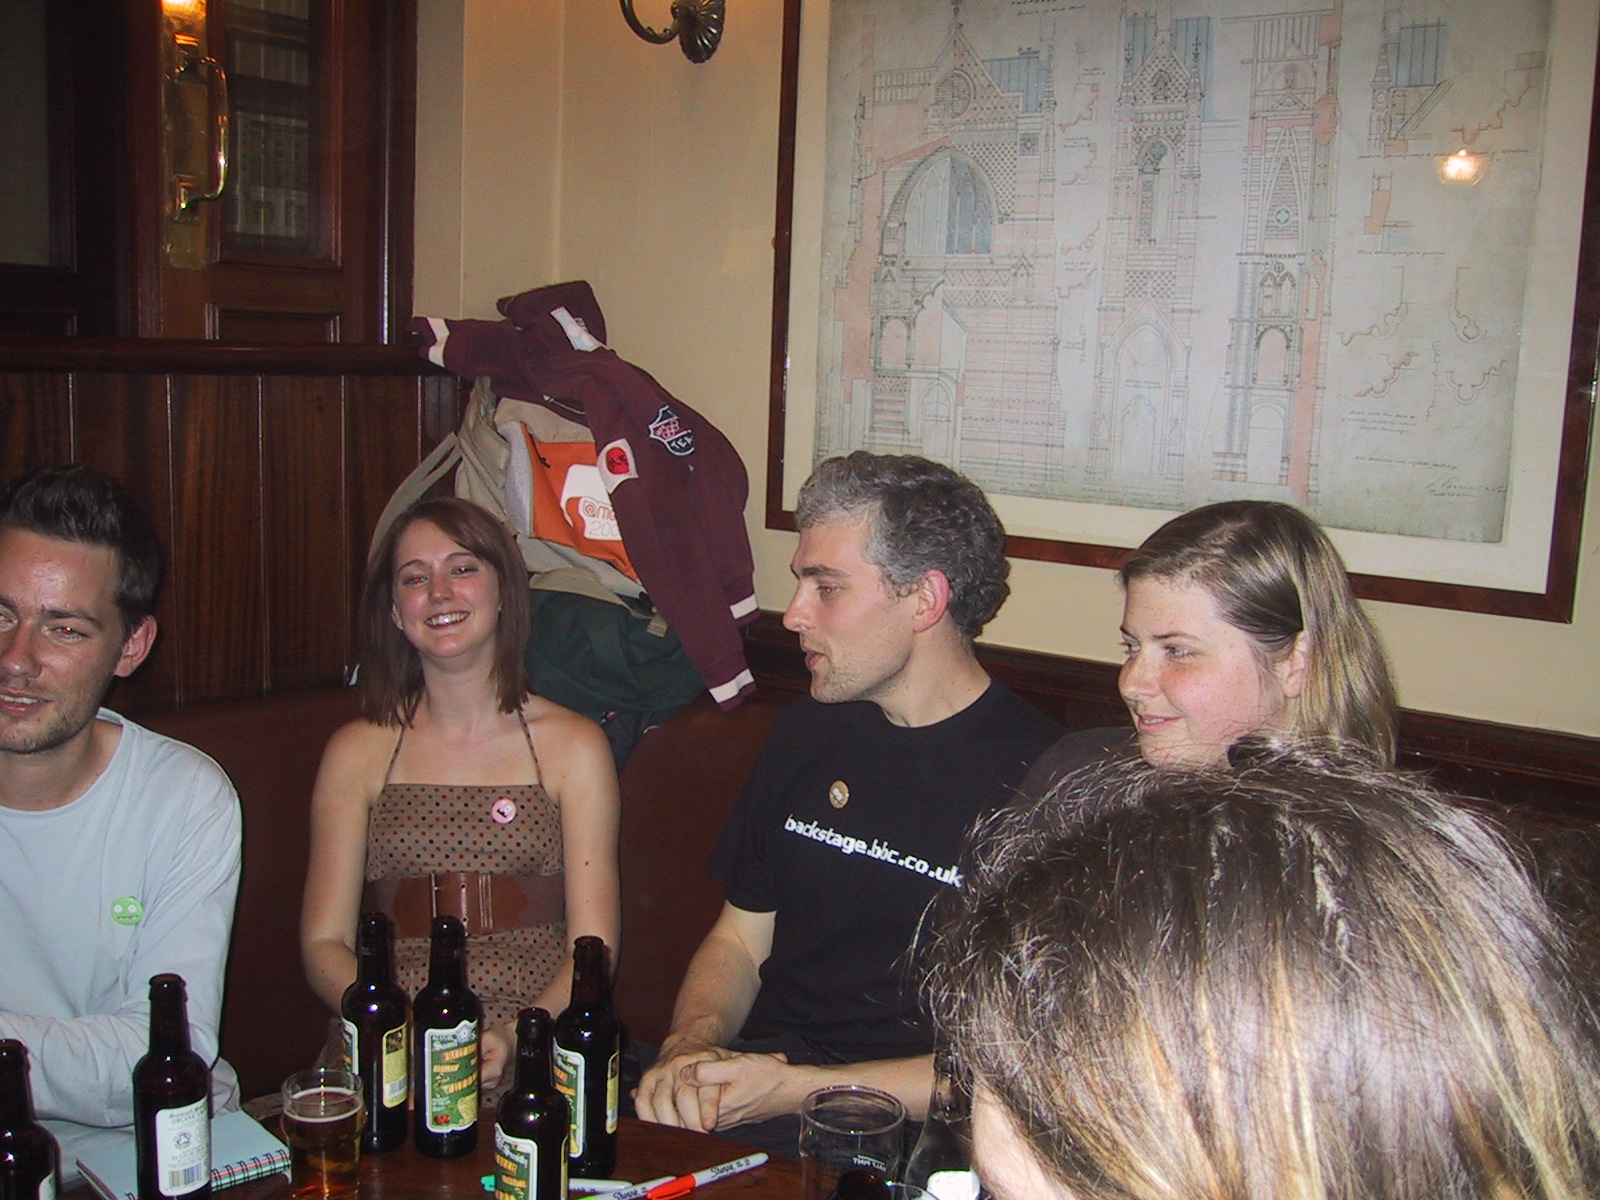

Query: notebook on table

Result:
[76,1109,291,1200]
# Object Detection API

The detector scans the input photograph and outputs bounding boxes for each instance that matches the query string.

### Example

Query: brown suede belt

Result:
[362,872,564,939]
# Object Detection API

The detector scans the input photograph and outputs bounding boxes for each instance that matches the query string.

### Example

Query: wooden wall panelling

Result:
[0,348,461,711]
[263,375,352,690]
[421,374,466,447]
[213,309,342,346]
[168,373,268,702]
[346,373,428,594]
[74,372,181,711]
[0,374,73,477]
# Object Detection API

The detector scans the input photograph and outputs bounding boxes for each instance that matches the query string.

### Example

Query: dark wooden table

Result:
[356,1118,801,1199]
[66,1119,802,1200]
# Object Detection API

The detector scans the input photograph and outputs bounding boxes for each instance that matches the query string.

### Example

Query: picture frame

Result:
[766,0,1600,620]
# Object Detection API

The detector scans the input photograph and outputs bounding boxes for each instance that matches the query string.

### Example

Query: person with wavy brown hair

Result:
[927,747,1600,1200]
[301,496,620,1088]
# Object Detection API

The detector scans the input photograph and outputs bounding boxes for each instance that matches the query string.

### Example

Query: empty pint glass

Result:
[799,1085,906,1200]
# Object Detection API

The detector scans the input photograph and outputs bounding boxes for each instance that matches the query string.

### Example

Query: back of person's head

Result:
[1120,500,1397,764]
[794,452,1008,639]
[927,746,1600,1200]
[357,496,530,724]
[0,463,162,637]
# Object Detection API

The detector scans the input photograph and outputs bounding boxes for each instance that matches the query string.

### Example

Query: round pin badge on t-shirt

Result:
[110,897,144,926]
[491,797,518,823]
[828,780,849,809]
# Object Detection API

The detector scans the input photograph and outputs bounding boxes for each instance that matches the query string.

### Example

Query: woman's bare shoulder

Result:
[318,717,402,782]
[521,692,593,727]
[520,695,609,758]
[325,714,398,751]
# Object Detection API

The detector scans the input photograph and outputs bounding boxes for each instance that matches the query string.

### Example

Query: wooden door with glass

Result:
[0,0,412,343]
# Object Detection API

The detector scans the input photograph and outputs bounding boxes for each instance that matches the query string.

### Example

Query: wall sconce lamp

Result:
[1436,147,1487,186]
[620,0,725,63]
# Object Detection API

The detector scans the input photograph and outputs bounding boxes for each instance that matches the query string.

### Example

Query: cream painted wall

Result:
[415,1,1600,738]
[411,0,464,318]
[414,0,564,317]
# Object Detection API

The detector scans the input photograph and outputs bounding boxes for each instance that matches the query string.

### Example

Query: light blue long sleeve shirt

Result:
[0,711,242,1181]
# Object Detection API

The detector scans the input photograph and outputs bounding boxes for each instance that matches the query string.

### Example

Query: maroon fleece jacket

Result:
[410,281,757,709]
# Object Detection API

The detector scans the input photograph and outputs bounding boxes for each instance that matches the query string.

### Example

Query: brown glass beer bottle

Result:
[411,916,480,1158]
[552,937,618,1177]
[492,1008,569,1200]
[134,974,212,1200]
[340,912,409,1152]
[0,1040,58,1200]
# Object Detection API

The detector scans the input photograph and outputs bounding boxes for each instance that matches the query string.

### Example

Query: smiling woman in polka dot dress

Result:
[300,497,621,1091]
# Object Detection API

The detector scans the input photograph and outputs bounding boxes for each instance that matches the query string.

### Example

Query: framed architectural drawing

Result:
[767,0,1600,619]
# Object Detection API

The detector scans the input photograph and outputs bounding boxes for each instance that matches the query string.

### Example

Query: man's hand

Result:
[634,904,774,1128]
[634,1037,739,1130]
[638,1046,938,1133]
[681,1050,814,1130]
[636,1042,807,1131]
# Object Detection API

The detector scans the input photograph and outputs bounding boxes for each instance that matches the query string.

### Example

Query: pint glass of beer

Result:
[281,1067,365,1200]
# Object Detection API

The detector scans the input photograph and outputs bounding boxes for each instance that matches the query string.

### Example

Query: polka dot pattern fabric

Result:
[366,780,566,1035]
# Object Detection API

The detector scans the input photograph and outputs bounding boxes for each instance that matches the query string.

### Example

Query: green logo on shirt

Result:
[110,896,144,926]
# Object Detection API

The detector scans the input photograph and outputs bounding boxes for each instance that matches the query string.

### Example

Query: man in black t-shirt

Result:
[634,453,1062,1150]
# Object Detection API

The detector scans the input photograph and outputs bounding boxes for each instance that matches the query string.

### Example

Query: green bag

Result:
[524,587,704,720]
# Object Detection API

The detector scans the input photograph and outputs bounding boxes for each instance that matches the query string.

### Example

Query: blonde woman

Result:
[1026,500,1397,789]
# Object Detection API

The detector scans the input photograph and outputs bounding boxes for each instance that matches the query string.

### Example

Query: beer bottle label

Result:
[39,1172,57,1200]
[345,1017,409,1110]
[552,1045,585,1155]
[604,1049,619,1134]
[493,1125,534,1200]
[493,1125,567,1200]
[339,1018,358,1071]
[380,1022,409,1109]
[154,1097,210,1196]
[423,1019,479,1132]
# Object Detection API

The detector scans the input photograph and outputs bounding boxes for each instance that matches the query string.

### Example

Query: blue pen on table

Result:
[605,1153,769,1200]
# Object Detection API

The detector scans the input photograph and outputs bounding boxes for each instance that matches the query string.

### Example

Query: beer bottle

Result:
[901,1044,978,1200]
[411,915,480,1158]
[492,1008,569,1200]
[0,1041,58,1200]
[134,974,212,1200]
[552,936,618,1177]
[340,912,409,1152]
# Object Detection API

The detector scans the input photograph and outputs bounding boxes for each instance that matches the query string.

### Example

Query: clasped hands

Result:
[634,1037,818,1132]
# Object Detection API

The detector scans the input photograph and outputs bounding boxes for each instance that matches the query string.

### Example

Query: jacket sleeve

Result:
[574,358,757,708]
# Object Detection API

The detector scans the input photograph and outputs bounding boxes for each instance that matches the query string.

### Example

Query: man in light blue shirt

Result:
[0,465,241,1180]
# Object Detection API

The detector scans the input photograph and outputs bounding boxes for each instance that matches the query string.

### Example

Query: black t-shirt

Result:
[1017,726,1138,800]
[707,681,1063,1062]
